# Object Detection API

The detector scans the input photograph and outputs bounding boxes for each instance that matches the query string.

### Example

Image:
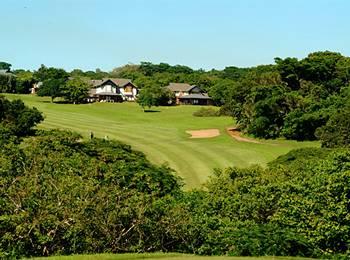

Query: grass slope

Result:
[6,94,318,188]
[28,252,313,260]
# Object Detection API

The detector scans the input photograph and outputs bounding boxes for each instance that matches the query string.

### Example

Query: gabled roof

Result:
[167,83,197,92]
[90,78,136,88]
[110,78,133,87]
[178,93,212,100]
[90,79,107,87]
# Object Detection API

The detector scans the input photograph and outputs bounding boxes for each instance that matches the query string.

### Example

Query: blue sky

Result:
[1,0,349,71]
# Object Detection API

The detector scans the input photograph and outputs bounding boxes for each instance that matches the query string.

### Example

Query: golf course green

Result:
[5,94,318,188]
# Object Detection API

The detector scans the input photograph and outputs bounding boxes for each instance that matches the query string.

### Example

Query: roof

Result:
[167,83,196,92]
[90,78,135,88]
[110,78,133,87]
[90,79,105,87]
[178,93,212,100]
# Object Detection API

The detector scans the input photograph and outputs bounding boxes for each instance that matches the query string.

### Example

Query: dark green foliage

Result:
[13,70,35,94]
[34,65,69,82]
[208,79,235,106]
[316,107,350,148]
[243,85,290,138]
[61,77,91,104]
[275,57,300,90]
[192,108,219,117]
[0,96,43,137]
[35,65,69,102]
[0,130,182,258]
[137,85,175,110]
[0,73,16,93]
[139,62,194,76]
[282,109,329,140]
[224,51,350,142]
[0,61,12,71]
[268,147,331,168]
[158,148,350,257]
[37,78,66,102]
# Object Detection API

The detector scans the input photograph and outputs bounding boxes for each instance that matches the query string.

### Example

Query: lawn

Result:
[28,252,313,260]
[5,94,319,188]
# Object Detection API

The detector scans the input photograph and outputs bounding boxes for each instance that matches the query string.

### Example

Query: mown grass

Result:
[6,94,319,188]
[28,252,314,260]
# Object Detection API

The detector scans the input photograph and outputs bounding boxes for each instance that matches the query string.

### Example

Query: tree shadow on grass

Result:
[144,109,161,113]
[40,100,87,104]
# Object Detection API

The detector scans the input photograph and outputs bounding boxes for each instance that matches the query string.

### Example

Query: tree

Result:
[34,65,69,82]
[0,61,11,71]
[299,51,344,93]
[208,79,235,106]
[137,85,160,111]
[275,57,300,89]
[137,85,174,111]
[0,73,16,93]
[34,65,69,102]
[0,96,43,137]
[62,77,91,104]
[37,78,66,102]
[13,70,35,94]
[316,107,350,147]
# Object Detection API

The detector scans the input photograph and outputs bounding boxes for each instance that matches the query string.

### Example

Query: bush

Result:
[0,96,43,137]
[193,107,220,117]
[0,130,182,258]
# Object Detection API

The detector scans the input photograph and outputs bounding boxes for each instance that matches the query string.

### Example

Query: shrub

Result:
[193,107,219,117]
[0,130,182,258]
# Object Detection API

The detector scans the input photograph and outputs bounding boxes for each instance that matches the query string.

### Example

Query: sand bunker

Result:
[226,127,261,144]
[186,129,220,138]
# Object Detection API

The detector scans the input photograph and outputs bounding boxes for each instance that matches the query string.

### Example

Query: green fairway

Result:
[5,94,318,188]
[28,252,313,260]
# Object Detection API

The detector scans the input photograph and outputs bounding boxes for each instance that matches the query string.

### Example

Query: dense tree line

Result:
[1,50,350,143]
[209,52,350,145]
[1,96,349,258]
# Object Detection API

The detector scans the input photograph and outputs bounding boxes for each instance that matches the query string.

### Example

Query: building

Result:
[88,78,138,102]
[31,82,42,94]
[166,83,212,105]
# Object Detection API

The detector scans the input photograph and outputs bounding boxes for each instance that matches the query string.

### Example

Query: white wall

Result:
[95,84,116,94]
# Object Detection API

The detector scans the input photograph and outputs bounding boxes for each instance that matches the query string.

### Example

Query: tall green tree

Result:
[34,65,69,102]
[137,85,175,111]
[37,78,66,102]
[13,70,35,94]
[0,61,11,71]
[62,77,91,104]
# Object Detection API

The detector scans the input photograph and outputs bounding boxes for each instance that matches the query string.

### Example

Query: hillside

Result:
[4,94,318,188]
